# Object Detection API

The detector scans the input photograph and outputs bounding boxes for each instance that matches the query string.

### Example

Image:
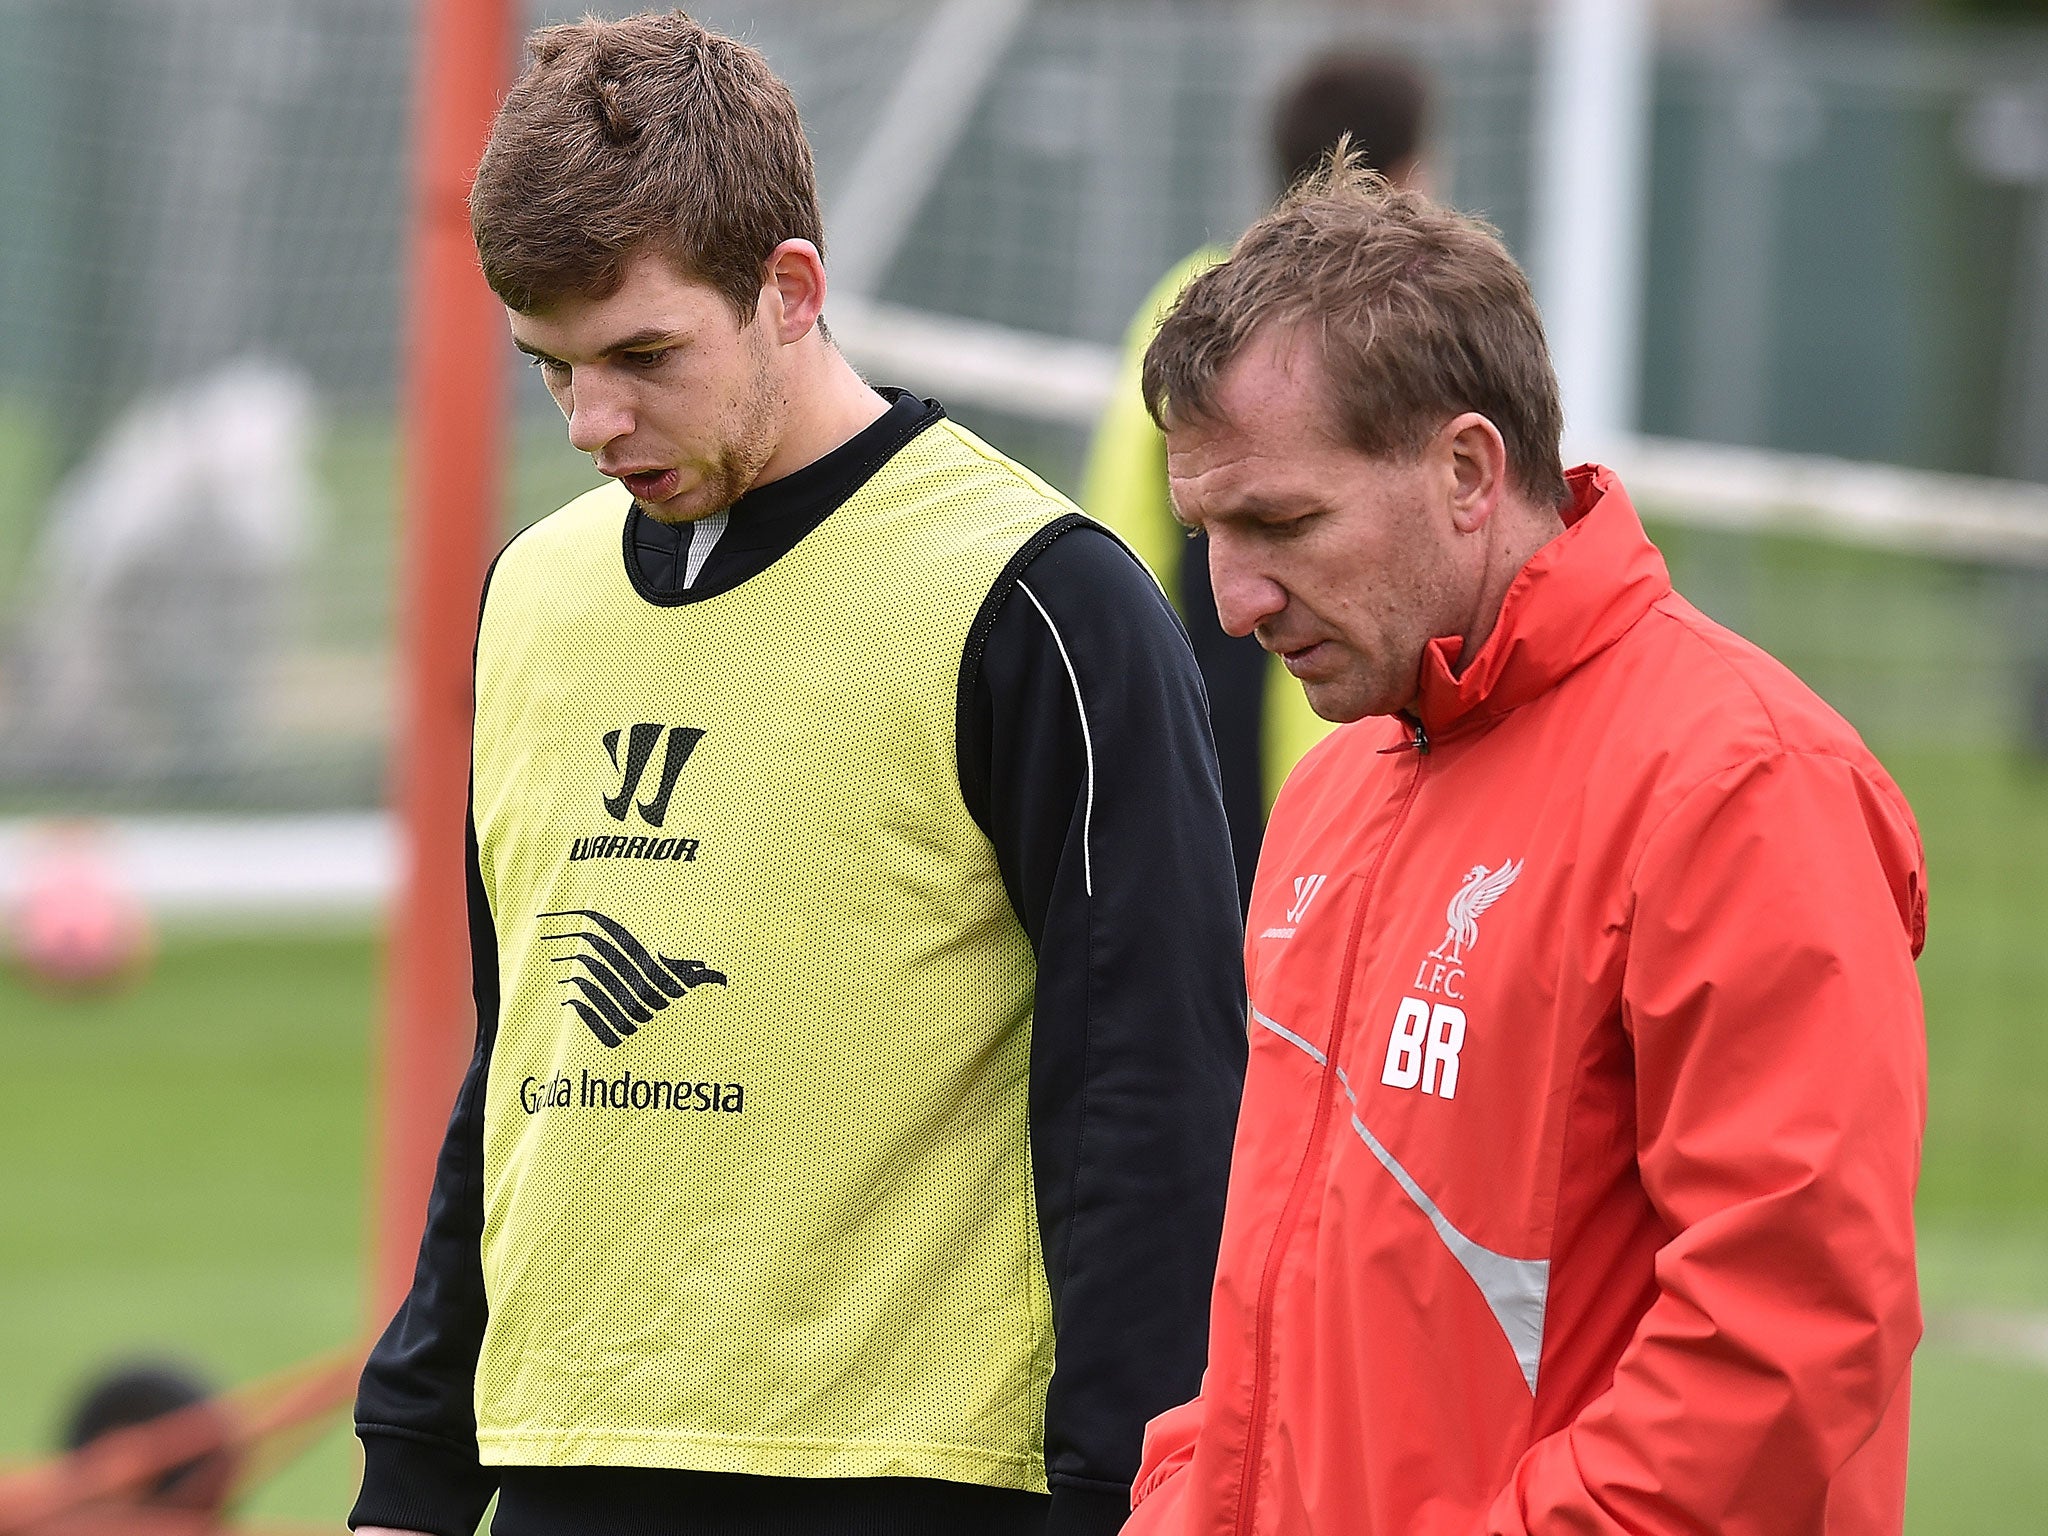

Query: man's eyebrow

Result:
[510,328,689,363]
[598,327,688,355]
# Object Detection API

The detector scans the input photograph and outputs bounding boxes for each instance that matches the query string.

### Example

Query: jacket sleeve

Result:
[961,522,1248,1536]
[348,803,501,1535]
[1486,749,1928,1536]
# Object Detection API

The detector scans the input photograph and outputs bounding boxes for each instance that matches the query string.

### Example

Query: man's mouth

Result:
[1277,639,1330,677]
[612,467,680,502]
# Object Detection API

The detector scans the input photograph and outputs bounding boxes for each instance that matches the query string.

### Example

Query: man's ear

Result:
[1441,412,1509,535]
[759,239,827,345]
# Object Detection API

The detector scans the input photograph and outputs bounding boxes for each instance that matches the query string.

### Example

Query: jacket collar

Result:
[1410,464,1670,738]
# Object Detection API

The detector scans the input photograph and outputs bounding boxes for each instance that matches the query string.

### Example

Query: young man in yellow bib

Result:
[349,14,1246,1536]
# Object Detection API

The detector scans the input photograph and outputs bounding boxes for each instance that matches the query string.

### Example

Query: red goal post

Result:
[376,0,516,1316]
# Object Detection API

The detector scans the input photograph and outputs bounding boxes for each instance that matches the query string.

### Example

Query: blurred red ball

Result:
[7,830,154,992]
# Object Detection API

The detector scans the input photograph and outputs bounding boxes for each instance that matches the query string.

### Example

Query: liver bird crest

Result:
[1426,858,1524,966]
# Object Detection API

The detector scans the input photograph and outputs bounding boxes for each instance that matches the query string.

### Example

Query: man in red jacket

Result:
[1127,156,1928,1536]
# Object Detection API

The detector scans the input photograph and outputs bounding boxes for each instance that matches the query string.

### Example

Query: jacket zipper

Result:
[1231,715,1429,1536]
[1376,714,1431,756]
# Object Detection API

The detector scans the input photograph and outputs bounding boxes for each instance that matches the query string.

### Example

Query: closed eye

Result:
[1250,506,1324,539]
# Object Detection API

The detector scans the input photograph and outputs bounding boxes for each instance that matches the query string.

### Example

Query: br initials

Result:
[1381,997,1466,1099]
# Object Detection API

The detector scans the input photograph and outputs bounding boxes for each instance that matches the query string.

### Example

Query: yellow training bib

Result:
[469,419,1069,1488]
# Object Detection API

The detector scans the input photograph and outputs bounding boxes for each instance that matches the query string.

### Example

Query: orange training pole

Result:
[376,0,516,1317]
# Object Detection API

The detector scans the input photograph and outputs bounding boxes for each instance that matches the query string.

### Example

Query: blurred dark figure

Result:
[63,1360,237,1514]
[1083,50,1434,909]
[1270,51,1430,193]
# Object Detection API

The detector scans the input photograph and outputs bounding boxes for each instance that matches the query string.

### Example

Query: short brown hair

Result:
[470,11,824,318]
[1142,153,1566,508]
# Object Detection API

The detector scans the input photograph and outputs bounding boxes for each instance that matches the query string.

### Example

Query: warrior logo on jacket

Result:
[1259,872,1329,940]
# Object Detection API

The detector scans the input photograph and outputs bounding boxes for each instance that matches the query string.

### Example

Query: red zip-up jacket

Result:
[1128,466,1928,1536]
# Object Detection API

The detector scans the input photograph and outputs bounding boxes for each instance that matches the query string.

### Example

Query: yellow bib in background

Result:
[469,420,1065,1488]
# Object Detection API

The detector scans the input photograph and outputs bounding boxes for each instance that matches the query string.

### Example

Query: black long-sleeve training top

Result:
[351,392,1248,1536]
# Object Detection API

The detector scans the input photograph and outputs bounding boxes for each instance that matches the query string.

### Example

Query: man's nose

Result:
[565,374,632,455]
[1207,535,1287,639]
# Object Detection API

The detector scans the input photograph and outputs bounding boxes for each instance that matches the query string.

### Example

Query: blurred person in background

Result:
[1123,159,1928,1536]
[12,359,316,787]
[350,14,1245,1536]
[1083,49,1431,908]
[61,1361,236,1514]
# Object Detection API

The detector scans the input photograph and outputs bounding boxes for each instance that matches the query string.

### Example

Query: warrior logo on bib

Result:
[602,723,704,827]
[537,907,727,1048]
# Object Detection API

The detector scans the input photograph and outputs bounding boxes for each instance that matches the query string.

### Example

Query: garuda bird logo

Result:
[538,907,726,1048]
[1426,859,1524,967]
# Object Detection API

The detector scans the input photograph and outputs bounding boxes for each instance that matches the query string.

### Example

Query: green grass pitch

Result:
[0,930,371,1522]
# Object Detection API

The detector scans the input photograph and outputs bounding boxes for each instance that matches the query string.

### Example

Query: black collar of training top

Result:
[622,389,943,606]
